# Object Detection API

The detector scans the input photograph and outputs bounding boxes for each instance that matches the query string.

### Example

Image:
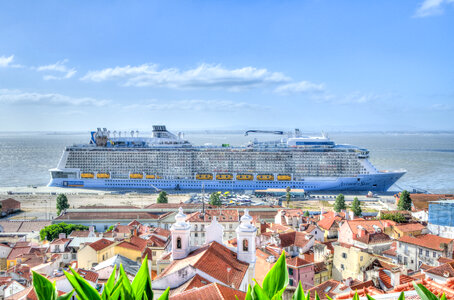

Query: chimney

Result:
[390,268,401,287]
[357,226,365,238]
[349,211,355,220]
[58,233,66,239]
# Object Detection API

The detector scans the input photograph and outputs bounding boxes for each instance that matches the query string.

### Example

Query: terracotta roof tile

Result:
[425,262,454,278]
[307,279,341,300]
[394,223,426,232]
[398,234,454,252]
[186,209,239,223]
[76,269,99,282]
[88,239,115,251]
[287,257,311,267]
[7,246,31,260]
[169,282,246,300]
[157,241,248,289]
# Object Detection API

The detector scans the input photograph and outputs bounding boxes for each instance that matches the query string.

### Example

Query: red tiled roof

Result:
[184,274,212,291]
[147,235,167,247]
[169,282,246,300]
[379,269,416,289]
[7,246,31,260]
[314,262,327,273]
[354,232,392,245]
[50,238,71,245]
[269,223,294,233]
[307,279,340,300]
[116,241,141,251]
[399,234,454,251]
[76,269,99,282]
[186,209,239,223]
[393,277,454,299]
[336,286,384,299]
[426,262,454,278]
[287,257,311,267]
[157,241,249,289]
[394,222,426,232]
[317,217,339,231]
[88,239,115,251]
[278,231,311,248]
[345,220,390,235]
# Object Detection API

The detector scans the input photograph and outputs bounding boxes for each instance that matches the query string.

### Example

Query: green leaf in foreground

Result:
[261,250,289,299]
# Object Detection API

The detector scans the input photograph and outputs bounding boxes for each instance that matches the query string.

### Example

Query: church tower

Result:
[170,207,191,260]
[205,216,224,245]
[236,209,257,264]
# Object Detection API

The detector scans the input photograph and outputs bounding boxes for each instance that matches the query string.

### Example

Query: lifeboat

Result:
[236,174,253,181]
[130,173,143,179]
[216,174,233,180]
[96,173,110,179]
[196,173,213,180]
[146,174,155,179]
[80,173,94,179]
[277,174,292,181]
[257,174,274,181]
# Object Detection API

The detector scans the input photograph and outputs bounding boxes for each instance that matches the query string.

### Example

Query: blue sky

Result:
[0,0,453,132]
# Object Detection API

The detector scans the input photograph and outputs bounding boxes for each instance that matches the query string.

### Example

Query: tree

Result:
[40,223,88,241]
[398,190,412,211]
[334,193,346,212]
[106,225,114,232]
[304,211,310,217]
[56,194,69,215]
[210,192,222,206]
[286,186,291,207]
[380,212,407,223]
[351,197,362,217]
[157,191,168,204]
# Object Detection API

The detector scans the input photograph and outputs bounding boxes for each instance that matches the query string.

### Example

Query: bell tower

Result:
[171,207,191,260]
[236,209,257,264]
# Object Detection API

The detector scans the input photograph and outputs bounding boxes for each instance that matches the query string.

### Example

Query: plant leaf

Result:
[131,256,153,300]
[397,291,405,300]
[105,264,117,293]
[253,279,270,300]
[292,281,305,300]
[119,264,134,300]
[157,287,170,300]
[245,284,253,300]
[64,271,88,300]
[262,250,289,299]
[56,291,74,300]
[32,271,56,300]
[413,282,439,300]
[314,290,321,300]
[69,267,101,300]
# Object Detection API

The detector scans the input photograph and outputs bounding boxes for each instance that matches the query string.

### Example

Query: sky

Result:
[0,0,453,132]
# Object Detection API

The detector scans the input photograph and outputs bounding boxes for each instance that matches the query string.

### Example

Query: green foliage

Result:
[210,192,222,206]
[157,191,168,204]
[32,255,169,300]
[106,225,114,232]
[351,197,362,217]
[32,271,73,300]
[334,194,346,212]
[398,190,412,211]
[31,252,449,300]
[56,194,69,216]
[303,211,310,217]
[39,223,89,241]
[380,212,407,223]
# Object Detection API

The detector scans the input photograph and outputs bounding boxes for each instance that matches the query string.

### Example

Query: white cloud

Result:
[431,103,453,110]
[274,80,325,95]
[36,59,77,80]
[125,99,266,111]
[414,0,454,17]
[81,63,290,90]
[0,55,15,67]
[0,89,109,107]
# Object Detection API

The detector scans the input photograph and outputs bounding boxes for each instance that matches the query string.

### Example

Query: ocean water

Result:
[0,131,453,193]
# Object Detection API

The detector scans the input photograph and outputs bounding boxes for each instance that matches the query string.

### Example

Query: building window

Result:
[195,233,198,237]
[419,249,422,255]
[289,279,294,286]
[341,264,345,270]
[342,253,347,259]
[289,268,294,275]
[360,256,363,261]
[433,252,437,258]
[177,237,182,249]
[152,251,157,256]
[426,250,429,257]
[243,239,248,251]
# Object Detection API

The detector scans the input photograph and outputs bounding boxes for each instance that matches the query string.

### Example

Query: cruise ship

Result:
[48,126,405,191]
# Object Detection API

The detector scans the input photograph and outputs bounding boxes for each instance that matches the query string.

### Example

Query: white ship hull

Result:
[48,171,404,192]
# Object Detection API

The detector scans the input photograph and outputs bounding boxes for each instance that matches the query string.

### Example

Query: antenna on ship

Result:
[130,130,134,138]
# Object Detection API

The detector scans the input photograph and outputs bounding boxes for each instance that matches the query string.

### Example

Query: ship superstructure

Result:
[48,126,405,191]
